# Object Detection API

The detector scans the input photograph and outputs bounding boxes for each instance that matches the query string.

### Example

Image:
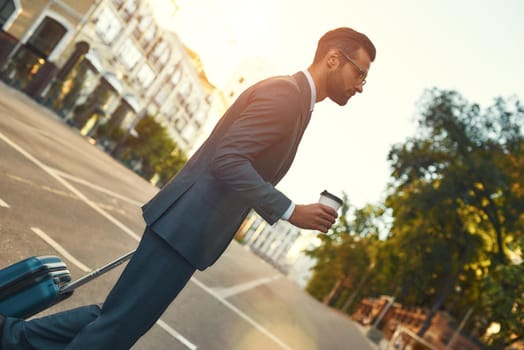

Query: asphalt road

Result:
[0,83,377,350]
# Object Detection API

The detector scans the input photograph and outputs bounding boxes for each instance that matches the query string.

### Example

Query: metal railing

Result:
[387,326,437,350]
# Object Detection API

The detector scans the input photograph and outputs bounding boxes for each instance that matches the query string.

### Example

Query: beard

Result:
[326,68,351,106]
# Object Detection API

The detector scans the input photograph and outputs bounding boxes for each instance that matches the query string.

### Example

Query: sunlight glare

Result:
[227,0,277,52]
[150,0,176,26]
[152,0,279,88]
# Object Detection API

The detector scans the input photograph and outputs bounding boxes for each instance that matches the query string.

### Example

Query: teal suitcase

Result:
[0,251,134,319]
[0,256,72,318]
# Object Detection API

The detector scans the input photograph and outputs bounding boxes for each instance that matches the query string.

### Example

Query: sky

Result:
[154,0,524,208]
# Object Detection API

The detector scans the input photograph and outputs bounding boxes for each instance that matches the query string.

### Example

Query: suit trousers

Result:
[1,227,196,350]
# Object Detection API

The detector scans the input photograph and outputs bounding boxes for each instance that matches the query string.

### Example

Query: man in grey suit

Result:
[0,27,376,349]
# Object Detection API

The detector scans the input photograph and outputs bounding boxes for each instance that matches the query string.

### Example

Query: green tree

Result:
[305,196,385,313]
[305,196,352,301]
[120,116,187,183]
[481,260,524,348]
[154,147,187,186]
[386,88,523,345]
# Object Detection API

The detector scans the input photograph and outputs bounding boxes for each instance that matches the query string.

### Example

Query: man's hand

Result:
[288,203,338,233]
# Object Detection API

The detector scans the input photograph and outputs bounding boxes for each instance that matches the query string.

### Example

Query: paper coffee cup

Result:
[319,190,343,211]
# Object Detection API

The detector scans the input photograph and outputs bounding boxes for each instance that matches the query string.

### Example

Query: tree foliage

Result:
[120,116,187,185]
[388,89,523,344]
[306,89,523,348]
[306,195,385,310]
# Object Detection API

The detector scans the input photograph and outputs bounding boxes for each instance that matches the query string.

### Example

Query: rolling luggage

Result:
[0,250,134,319]
[0,256,72,318]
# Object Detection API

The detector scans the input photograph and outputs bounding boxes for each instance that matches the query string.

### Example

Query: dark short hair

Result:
[313,27,376,63]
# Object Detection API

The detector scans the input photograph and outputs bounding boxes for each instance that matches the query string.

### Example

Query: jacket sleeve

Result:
[210,79,301,224]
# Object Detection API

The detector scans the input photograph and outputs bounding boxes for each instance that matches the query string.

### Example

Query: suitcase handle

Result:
[0,260,68,301]
[59,250,135,295]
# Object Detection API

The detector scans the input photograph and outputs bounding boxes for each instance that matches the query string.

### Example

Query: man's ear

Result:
[326,49,339,69]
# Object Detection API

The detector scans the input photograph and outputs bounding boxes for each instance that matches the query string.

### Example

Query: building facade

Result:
[236,211,319,287]
[0,0,218,154]
[286,235,321,288]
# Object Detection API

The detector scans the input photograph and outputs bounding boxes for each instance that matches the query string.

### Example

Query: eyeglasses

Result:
[337,50,367,86]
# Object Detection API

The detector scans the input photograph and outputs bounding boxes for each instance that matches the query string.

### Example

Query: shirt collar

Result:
[302,69,316,112]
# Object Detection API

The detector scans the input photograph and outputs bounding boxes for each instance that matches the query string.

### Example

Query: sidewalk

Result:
[353,321,389,350]
[0,82,68,132]
[329,305,389,349]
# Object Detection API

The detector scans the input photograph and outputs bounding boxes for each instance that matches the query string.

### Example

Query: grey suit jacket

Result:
[142,71,312,270]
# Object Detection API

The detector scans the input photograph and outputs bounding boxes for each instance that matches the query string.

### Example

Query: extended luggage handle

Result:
[59,250,135,295]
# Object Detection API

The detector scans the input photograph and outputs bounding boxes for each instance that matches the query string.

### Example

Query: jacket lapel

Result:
[272,72,313,184]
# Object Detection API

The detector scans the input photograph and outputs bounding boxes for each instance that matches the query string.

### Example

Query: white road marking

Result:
[6,173,127,216]
[47,167,144,207]
[29,226,197,349]
[0,197,9,208]
[191,277,292,350]
[1,131,290,350]
[211,275,282,298]
[1,131,196,349]
[30,227,91,272]
[0,131,141,242]
[156,320,198,350]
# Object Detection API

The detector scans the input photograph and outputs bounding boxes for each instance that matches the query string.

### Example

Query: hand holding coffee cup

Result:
[318,190,343,211]
[288,191,342,233]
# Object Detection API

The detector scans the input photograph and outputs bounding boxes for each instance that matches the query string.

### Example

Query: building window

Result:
[157,47,170,68]
[95,7,122,44]
[120,0,137,21]
[154,84,170,105]
[170,67,182,85]
[112,0,125,9]
[194,110,207,125]
[150,40,167,63]
[118,38,141,70]
[0,0,18,28]
[138,15,151,31]
[181,122,196,141]
[135,14,152,38]
[142,24,157,47]
[177,81,191,98]
[164,64,175,76]
[163,97,177,113]
[185,100,198,115]
[174,117,187,132]
[136,63,155,88]
[26,16,67,58]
